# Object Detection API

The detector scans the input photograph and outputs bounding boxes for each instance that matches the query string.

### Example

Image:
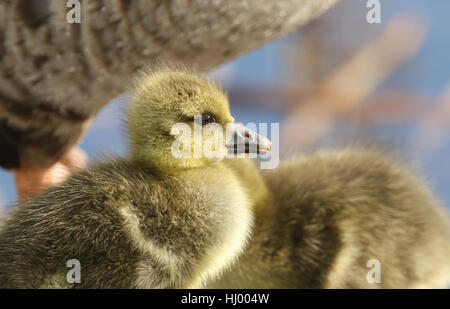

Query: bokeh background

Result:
[1,0,449,210]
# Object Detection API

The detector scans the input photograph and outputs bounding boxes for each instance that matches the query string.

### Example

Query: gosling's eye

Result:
[201,114,216,126]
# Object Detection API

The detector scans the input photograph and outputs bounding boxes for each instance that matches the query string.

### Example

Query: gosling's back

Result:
[212,150,450,288]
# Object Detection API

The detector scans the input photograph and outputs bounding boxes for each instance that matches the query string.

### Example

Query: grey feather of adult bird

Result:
[0,0,340,170]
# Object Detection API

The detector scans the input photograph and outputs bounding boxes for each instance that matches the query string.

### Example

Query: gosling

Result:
[210,149,450,288]
[0,68,271,288]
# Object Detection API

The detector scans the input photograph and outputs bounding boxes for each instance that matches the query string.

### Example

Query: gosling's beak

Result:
[226,123,272,155]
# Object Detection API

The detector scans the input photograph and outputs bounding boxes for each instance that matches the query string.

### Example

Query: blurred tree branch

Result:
[413,83,450,155]
[282,14,427,151]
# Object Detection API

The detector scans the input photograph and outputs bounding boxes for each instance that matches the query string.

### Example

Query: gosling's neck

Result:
[223,157,270,210]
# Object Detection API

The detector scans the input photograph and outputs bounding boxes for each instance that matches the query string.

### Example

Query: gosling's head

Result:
[128,68,271,172]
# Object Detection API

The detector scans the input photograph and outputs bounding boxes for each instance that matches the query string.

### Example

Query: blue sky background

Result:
[1,0,449,209]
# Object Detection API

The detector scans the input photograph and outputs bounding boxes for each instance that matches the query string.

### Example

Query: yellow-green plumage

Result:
[211,149,450,288]
[0,68,253,288]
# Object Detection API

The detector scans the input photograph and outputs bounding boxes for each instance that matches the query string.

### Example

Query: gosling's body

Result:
[0,68,266,288]
[212,149,450,288]
[0,159,251,289]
